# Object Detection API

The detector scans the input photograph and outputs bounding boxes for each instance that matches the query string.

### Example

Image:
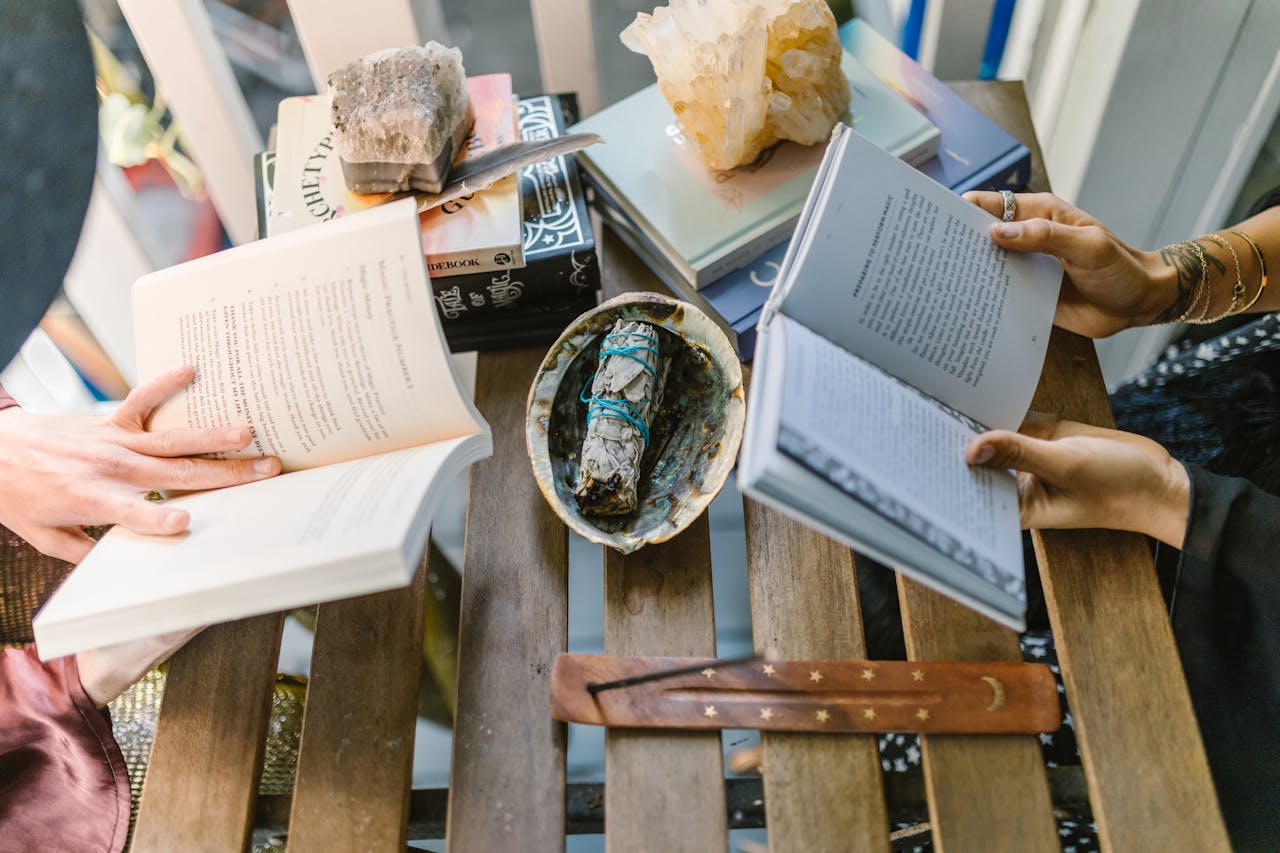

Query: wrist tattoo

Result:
[1153,238,1225,323]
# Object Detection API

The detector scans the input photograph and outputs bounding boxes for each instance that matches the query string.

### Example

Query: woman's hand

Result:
[963,191,1177,337]
[0,365,281,563]
[965,416,1190,547]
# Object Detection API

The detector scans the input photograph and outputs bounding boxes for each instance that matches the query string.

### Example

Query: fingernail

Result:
[173,365,194,378]
[226,428,248,444]
[994,222,1022,238]
[254,457,277,475]
[973,445,994,465]
[165,510,186,528]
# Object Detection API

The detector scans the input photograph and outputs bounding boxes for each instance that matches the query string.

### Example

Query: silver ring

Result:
[1000,190,1016,222]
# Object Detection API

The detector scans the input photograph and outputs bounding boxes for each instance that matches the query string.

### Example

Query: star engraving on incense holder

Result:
[555,652,1062,736]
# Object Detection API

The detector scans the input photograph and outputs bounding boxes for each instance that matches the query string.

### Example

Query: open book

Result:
[739,126,1061,630]
[33,200,492,660]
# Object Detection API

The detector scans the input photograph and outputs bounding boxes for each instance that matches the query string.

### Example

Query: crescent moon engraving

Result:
[981,676,1007,711]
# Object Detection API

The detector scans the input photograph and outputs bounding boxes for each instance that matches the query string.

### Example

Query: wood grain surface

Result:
[604,513,728,853]
[446,347,569,852]
[287,556,429,851]
[950,80,1229,851]
[132,613,283,852]
[1030,329,1230,852]
[744,502,891,851]
[898,577,1059,852]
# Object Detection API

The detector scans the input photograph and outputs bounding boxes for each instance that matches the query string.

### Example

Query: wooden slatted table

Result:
[131,81,1230,852]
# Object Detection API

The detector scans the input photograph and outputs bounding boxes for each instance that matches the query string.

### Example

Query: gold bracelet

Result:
[1204,232,1244,315]
[1175,239,1212,323]
[1230,228,1269,313]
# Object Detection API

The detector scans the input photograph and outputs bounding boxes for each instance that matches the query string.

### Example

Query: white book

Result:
[33,200,492,660]
[739,125,1062,630]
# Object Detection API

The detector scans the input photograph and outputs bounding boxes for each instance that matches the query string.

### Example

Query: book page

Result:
[775,126,1061,430]
[134,200,486,471]
[775,316,1024,596]
[33,435,490,659]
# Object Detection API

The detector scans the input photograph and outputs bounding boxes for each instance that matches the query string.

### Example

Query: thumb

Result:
[989,218,1111,269]
[966,430,1068,481]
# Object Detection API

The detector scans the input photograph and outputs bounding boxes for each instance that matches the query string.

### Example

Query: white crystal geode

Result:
[622,0,850,171]
[328,42,473,193]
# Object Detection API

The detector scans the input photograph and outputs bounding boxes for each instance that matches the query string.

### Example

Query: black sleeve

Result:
[1177,462,1280,611]
[1170,462,1280,850]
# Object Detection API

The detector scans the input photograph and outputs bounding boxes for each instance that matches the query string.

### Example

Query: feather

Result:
[413,132,603,212]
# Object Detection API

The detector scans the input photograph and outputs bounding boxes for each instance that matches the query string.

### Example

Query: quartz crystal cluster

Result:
[622,0,850,171]
[328,42,473,193]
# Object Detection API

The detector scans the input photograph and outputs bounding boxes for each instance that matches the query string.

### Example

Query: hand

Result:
[0,365,281,562]
[965,416,1190,547]
[963,191,1175,337]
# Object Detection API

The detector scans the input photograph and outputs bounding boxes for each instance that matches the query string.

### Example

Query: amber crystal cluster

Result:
[622,0,850,171]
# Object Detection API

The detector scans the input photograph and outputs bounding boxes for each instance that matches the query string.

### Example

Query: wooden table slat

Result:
[948,80,1229,850]
[604,513,727,852]
[744,500,891,852]
[447,348,569,851]
[132,613,283,852]
[898,578,1059,851]
[287,553,430,851]
[1030,330,1229,852]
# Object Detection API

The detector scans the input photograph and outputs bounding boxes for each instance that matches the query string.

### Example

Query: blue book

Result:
[585,168,777,360]
[838,19,1031,194]
[571,51,939,291]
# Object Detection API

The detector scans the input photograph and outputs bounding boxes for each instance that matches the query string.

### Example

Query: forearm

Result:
[1144,205,1280,324]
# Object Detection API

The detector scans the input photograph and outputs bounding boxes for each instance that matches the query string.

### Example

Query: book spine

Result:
[955,145,1032,194]
[425,242,526,279]
[431,245,599,322]
[441,290,598,353]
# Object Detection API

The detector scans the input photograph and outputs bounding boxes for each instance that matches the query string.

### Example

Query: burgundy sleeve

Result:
[0,646,131,852]
[0,384,17,413]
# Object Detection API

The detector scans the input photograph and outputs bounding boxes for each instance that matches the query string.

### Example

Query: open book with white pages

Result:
[739,125,1062,630]
[34,200,492,659]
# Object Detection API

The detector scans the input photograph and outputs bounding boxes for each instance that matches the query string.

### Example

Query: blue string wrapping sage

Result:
[575,320,668,516]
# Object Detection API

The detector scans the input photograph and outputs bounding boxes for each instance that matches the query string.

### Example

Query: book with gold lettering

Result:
[33,200,492,659]
[739,125,1061,630]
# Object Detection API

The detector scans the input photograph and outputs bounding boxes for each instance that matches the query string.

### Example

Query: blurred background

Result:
[4,2,1278,850]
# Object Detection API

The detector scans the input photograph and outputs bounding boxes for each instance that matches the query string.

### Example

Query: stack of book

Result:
[262,77,599,353]
[572,20,1031,360]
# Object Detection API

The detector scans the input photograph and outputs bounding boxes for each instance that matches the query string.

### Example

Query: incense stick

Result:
[586,653,762,696]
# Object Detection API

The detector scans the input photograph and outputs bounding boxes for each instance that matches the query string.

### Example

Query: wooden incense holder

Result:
[550,653,1061,734]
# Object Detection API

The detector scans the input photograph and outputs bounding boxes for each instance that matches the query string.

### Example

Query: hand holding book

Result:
[966,416,1190,548]
[0,366,280,564]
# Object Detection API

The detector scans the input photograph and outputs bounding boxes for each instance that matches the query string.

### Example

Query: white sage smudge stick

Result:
[575,320,668,516]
